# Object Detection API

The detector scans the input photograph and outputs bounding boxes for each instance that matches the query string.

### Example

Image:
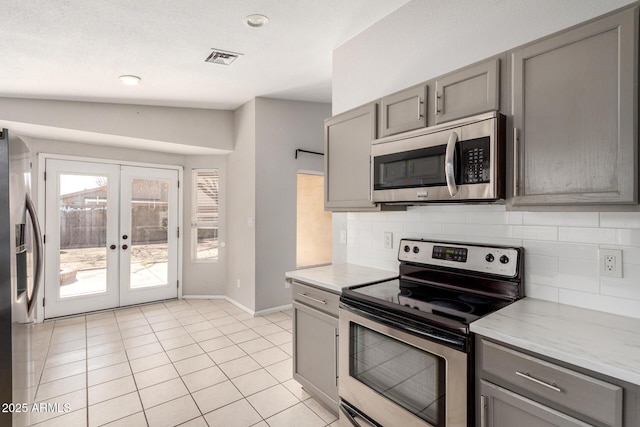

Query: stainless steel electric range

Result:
[338,238,524,427]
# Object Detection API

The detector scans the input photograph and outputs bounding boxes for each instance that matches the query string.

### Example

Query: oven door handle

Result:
[341,302,467,351]
[445,131,459,197]
[339,402,380,427]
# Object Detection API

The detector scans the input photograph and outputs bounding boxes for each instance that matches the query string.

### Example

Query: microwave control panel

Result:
[461,137,490,184]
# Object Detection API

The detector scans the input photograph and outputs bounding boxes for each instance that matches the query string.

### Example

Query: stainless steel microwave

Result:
[371,111,506,203]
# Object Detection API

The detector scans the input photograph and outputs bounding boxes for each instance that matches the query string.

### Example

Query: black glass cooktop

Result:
[343,278,513,328]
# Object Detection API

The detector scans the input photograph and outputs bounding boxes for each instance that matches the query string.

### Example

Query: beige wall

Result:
[296,174,332,267]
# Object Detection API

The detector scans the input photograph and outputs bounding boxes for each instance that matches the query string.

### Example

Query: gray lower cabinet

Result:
[479,380,591,427]
[511,5,638,206]
[379,83,427,137]
[324,103,378,211]
[434,58,500,125]
[292,280,339,414]
[476,337,638,427]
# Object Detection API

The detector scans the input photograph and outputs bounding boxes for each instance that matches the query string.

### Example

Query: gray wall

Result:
[254,98,331,311]
[226,99,257,310]
[0,97,234,153]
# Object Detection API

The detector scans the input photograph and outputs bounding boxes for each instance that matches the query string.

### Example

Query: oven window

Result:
[350,323,446,426]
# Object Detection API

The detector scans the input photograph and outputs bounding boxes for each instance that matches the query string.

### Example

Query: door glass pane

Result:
[58,174,108,298]
[350,324,446,426]
[130,178,169,289]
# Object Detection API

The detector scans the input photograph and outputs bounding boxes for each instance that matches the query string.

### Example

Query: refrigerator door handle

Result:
[25,193,43,316]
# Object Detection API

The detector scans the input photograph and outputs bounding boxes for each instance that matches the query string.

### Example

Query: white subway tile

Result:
[423,212,466,223]
[372,221,404,233]
[526,254,558,272]
[615,229,640,246]
[522,212,599,227]
[558,290,640,319]
[600,279,640,301]
[442,224,511,238]
[558,227,617,245]
[600,212,640,229]
[507,212,524,225]
[523,240,598,260]
[558,258,598,278]
[465,212,509,225]
[524,284,559,302]
[511,226,558,241]
[527,271,599,293]
[348,221,373,231]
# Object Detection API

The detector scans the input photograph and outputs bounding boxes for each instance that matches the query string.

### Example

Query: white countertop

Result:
[285,263,398,294]
[471,298,640,386]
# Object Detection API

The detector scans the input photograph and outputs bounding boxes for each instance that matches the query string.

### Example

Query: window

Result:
[192,169,219,262]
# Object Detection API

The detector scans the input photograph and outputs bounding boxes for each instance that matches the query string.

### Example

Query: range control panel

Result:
[398,239,520,277]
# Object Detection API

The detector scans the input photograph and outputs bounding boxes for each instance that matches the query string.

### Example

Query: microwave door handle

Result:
[445,131,459,197]
[25,193,43,316]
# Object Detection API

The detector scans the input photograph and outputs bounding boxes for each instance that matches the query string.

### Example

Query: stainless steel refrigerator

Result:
[1,129,46,426]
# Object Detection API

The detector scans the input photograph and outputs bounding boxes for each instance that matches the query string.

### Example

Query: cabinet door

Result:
[379,84,427,137]
[479,381,591,427]
[325,103,378,210]
[511,7,638,206]
[293,301,339,413]
[434,58,499,124]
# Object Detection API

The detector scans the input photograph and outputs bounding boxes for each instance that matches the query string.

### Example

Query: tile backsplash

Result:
[345,205,640,319]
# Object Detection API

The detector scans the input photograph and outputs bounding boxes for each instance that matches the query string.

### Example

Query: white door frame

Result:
[37,153,183,322]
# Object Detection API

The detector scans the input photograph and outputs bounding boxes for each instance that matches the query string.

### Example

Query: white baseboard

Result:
[182,295,256,316]
[255,304,292,316]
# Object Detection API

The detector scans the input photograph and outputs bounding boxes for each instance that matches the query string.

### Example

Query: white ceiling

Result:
[0,0,410,110]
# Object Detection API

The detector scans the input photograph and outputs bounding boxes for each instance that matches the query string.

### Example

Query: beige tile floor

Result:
[24,299,340,427]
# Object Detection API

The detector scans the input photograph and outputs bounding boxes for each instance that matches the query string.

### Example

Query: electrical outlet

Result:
[285,280,290,289]
[340,229,347,244]
[237,279,241,288]
[384,232,393,249]
[599,249,623,278]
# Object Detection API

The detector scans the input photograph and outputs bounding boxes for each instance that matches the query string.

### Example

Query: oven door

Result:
[339,306,467,427]
[371,112,503,203]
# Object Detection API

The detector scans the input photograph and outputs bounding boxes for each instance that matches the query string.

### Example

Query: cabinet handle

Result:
[334,327,339,387]
[418,97,424,119]
[435,92,442,115]
[513,127,520,197]
[480,395,487,427]
[515,371,562,392]
[297,293,326,305]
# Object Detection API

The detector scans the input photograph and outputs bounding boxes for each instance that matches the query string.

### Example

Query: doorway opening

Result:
[296,172,332,268]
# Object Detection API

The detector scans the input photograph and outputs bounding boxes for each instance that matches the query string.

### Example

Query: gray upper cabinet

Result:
[434,58,500,125]
[324,103,378,211]
[511,6,638,206]
[379,83,427,137]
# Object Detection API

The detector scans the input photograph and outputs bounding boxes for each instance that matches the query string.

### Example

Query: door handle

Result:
[122,244,128,250]
[480,395,487,427]
[25,194,43,316]
[110,244,117,250]
[445,131,459,197]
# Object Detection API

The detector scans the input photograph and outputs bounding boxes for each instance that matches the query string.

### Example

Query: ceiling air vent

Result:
[205,49,243,65]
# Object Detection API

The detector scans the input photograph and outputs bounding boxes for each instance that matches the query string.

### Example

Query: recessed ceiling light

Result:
[119,75,141,86]
[245,14,269,28]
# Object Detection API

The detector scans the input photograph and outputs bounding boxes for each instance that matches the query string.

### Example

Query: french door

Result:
[44,159,179,318]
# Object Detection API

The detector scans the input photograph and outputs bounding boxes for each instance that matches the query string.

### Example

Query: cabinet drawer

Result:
[292,281,340,316]
[481,340,622,427]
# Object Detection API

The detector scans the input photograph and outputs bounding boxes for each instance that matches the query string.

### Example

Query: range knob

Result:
[485,253,494,263]
[404,245,411,253]
[412,246,420,254]
[500,255,510,264]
